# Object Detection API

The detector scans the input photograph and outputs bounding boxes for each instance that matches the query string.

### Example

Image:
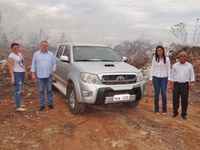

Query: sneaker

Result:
[16,107,27,112]
[163,112,167,115]
[21,104,26,107]
[155,112,160,115]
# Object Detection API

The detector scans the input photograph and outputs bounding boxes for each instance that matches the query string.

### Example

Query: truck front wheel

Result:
[68,84,86,114]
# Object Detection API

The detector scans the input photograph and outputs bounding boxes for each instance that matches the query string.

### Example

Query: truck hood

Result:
[74,62,140,74]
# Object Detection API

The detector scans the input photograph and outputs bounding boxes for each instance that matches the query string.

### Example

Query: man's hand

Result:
[168,81,173,89]
[50,71,54,76]
[149,80,153,86]
[168,82,174,89]
[189,83,194,91]
[32,73,36,82]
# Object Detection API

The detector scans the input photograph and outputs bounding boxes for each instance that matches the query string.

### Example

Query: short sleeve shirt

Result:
[8,52,25,72]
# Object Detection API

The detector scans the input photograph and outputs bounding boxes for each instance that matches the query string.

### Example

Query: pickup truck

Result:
[53,43,146,114]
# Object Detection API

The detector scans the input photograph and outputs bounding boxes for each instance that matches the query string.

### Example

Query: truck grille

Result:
[101,74,136,85]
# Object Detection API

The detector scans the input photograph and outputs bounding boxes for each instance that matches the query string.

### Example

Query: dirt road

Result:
[0,47,200,150]
[0,67,200,150]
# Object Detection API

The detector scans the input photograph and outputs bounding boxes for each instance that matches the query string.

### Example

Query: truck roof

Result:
[59,42,109,48]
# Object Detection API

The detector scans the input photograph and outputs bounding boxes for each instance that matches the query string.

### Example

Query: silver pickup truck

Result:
[53,43,145,114]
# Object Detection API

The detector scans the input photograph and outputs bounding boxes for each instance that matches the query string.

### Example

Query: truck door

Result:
[55,45,65,82]
[60,45,71,81]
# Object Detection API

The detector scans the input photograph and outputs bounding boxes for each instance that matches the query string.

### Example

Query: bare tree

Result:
[1,33,9,46]
[39,28,49,41]
[57,32,68,43]
[0,11,9,46]
[192,18,200,45]
[27,32,40,48]
[170,18,200,46]
[0,12,22,46]
[26,28,50,49]
[170,23,187,44]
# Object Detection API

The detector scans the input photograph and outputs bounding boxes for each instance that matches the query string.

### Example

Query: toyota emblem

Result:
[116,76,125,81]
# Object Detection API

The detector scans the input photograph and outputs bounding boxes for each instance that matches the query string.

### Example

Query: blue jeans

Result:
[37,76,53,107]
[153,76,168,113]
[14,72,24,108]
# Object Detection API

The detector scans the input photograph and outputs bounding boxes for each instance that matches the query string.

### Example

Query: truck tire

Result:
[123,101,140,108]
[68,84,86,114]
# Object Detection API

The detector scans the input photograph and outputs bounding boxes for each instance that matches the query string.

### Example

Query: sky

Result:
[0,0,200,46]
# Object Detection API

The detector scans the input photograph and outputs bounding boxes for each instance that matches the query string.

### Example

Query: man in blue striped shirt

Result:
[31,41,56,111]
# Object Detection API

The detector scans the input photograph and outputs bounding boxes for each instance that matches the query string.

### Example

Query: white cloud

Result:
[0,0,200,45]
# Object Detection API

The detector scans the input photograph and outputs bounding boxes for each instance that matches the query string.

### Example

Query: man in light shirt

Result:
[171,52,195,119]
[31,41,56,111]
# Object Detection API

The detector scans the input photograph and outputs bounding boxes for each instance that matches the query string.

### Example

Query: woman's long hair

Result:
[155,45,166,64]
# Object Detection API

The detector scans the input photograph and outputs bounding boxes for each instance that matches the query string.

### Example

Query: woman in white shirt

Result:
[149,45,171,115]
[8,43,27,112]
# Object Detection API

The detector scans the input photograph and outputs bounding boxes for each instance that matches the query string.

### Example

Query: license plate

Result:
[113,94,130,101]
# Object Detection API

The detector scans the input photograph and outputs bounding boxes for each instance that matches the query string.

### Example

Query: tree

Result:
[192,18,200,45]
[170,18,200,46]
[26,28,50,49]
[170,23,187,44]
[0,11,9,46]
[0,12,22,46]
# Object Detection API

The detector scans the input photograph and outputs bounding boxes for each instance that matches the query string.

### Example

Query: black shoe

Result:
[181,115,187,120]
[38,106,45,111]
[48,105,54,109]
[172,113,178,117]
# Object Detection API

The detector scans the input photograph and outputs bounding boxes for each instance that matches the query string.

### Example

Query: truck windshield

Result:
[73,46,122,62]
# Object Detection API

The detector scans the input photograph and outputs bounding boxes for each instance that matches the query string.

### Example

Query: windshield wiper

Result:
[99,60,115,62]
[75,59,115,62]
[75,59,99,62]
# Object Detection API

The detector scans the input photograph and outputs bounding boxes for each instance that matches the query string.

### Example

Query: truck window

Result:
[73,46,122,62]
[63,45,70,61]
[56,45,65,58]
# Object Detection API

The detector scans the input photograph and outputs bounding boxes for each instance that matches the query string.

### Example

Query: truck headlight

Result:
[80,73,101,84]
[137,72,144,82]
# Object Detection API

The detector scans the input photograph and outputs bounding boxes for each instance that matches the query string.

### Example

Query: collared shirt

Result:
[171,61,195,83]
[31,50,56,78]
[8,52,25,72]
[149,57,171,80]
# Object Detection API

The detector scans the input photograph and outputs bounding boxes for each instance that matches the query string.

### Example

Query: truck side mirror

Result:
[60,55,69,63]
[122,56,127,62]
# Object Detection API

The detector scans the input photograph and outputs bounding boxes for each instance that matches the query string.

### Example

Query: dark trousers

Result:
[172,82,189,116]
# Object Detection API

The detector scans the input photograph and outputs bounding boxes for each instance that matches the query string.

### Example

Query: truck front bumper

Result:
[95,87,141,104]
[79,81,145,104]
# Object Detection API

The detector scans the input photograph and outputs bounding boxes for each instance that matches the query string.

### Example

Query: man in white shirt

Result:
[171,52,195,119]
